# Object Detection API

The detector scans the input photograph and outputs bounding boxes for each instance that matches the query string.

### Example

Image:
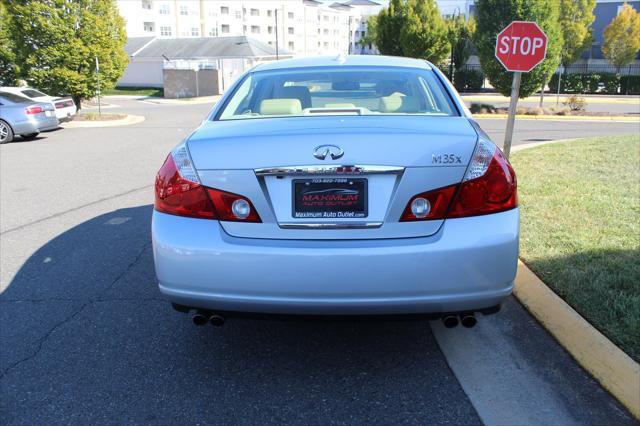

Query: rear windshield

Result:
[217,66,458,120]
[21,89,47,98]
[0,92,31,104]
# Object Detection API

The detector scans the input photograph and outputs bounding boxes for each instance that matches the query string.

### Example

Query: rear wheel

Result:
[22,133,39,141]
[0,120,13,144]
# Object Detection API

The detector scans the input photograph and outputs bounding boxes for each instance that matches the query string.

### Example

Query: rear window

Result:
[0,92,31,104]
[21,89,47,98]
[217,66,458,121]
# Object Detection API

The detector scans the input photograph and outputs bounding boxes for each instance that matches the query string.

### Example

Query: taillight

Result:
[400,184,457,221]
[154,143,261,222]
[25,105,43,115]
[400,139,517,221]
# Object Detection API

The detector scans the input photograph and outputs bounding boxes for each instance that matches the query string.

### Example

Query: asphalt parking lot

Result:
[1,99,638,424]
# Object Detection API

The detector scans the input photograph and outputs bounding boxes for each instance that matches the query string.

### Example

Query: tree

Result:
[602,3,640,72]
[559,0,596,66]
[373,0,405,56]
[447,15,476,73]
[359,15,377,50]
[0,1,18,86]
[371,0,449,64]
[6,0,128,106]
[474,0,563,98]
[400,0,450,64]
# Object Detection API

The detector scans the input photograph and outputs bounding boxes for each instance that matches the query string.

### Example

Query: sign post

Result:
[495,21,548,158]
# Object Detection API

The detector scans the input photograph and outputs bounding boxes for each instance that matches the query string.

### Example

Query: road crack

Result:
[0,242,151,380]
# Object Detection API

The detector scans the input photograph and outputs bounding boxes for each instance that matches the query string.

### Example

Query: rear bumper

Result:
[152,209,519,315]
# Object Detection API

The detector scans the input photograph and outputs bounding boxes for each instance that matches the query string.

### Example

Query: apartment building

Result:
[116,0,383,57]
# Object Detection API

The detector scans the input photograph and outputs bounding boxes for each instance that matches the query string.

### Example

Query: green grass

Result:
[102,86,163,97]
[510,135,640,361]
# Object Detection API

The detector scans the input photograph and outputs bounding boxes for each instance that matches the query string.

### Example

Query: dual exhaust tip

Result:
[191,310,225,327]
[442,313,477,329]
[191,311,476,329]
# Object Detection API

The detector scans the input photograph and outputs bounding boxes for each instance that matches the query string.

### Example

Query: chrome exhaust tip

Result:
[191,310,209,326]
[460,314,477,328]
[209,314,225,327]
[442,315,459,328]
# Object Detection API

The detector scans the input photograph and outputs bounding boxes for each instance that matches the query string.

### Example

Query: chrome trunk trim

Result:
[254,165,405,176]
[278,222,383,229]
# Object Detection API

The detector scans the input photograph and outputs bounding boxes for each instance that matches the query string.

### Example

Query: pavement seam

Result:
[0,185,153,236]
[0,242,151,380]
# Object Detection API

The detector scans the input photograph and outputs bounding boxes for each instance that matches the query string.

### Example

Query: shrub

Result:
[563,95,587,111]
[620,75,640,94]
[599,73,620,94]
[524,107,544,115]
[453,69,484,92]
[469,102,496,114]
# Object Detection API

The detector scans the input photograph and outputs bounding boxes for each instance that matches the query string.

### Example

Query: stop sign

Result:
[495,21,548,72]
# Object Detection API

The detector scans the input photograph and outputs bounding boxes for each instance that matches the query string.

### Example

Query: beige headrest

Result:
[379,95,420,113]
[259,99,302,116]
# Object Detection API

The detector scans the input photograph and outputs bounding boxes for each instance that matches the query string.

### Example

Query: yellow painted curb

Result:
[473,113,639,122]
[514,260,640,419]
[463,95,640,105]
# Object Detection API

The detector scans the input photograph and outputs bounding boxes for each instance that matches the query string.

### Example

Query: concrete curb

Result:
[60,114,145,128]
[514,261,640,418]
[474,113,639,122]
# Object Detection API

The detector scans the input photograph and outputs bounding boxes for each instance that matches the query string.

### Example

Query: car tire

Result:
[22,133,39,141]
[0,119,13,144]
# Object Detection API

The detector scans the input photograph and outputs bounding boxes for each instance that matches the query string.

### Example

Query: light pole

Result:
[274,8,279,59]
[449,7,461,81]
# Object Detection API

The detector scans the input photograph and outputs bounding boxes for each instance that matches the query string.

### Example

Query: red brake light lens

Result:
[400,141,517,221]
[154,155,217,219]
[400,184,457,221]
[154,148,261,222]
[448,149,517,218]
[25,105,43,115]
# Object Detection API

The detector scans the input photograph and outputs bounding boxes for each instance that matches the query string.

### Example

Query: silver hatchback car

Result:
[152,56,519,328]
[0,91,59,143]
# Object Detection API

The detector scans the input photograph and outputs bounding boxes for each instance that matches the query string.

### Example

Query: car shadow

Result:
[0,205,479,424]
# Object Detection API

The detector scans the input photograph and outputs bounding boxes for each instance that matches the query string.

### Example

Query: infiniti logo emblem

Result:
[313,145,344,160]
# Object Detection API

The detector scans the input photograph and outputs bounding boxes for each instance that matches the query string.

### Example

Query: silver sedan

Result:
[0,91,59,143]
[152,56,519,328]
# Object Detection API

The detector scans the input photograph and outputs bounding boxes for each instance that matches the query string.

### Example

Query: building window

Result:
[250,8,259,16]
[141,0,152,10]
[267,10,272,17]
[361,31,366,38]
[323,29,329,35]
[220,6,229,14]
[221,24,230,33]
[323,42,329,48]
[268,41,273,45]
[209,27,218,37]
[160,26,172,36]
[243,25,246,33]
[288,41,294,50]
[288,12,294,19]
[191,27,199,36]
[288,27,294,35]
[268,26,273,34]
[179,5,188,15]
[158,3,170,15]
[323,15,328,21]
[235,10,242,19]
[251,25,260,34]
[143,22,155,32]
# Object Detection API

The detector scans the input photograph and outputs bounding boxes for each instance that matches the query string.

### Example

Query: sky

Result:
[318,0,472,16]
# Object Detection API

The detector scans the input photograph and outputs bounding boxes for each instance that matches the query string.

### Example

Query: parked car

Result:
[152,56,519,328]
[0,91,59,143]
[0,86,76,122]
